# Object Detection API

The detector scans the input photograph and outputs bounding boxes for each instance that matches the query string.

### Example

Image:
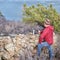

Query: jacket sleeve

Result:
[39,28,49,43]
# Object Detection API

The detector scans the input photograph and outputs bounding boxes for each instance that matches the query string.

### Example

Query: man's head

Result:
[44,18,51,27]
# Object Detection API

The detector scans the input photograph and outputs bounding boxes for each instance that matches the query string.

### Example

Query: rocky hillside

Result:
[0,33,60,60]
[0,16,43,35]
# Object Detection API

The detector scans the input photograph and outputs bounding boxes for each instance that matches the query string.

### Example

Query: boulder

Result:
[5,43,15,56]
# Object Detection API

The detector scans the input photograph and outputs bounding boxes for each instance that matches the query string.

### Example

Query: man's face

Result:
[44,22,49,27]
[44,22,47,27]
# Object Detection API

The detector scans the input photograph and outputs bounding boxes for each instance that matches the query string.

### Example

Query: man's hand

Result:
[38,30,41,34]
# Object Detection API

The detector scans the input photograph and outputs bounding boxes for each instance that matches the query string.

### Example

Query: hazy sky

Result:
[0,0,60,2]
[0,0,60,21]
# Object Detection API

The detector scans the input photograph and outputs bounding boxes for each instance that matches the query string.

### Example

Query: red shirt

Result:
[39,25,54,45]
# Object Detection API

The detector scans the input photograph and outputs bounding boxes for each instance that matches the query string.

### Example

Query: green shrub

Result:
[22,4,60,32]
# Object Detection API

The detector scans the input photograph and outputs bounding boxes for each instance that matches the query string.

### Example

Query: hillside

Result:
[0,16,43,35]
[0,33,60,60]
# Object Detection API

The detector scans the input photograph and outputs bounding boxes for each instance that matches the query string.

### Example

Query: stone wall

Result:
[0,33,59,60]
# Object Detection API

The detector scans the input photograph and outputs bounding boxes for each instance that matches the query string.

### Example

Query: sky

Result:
[0,0,60,21]
[0,0,59,2]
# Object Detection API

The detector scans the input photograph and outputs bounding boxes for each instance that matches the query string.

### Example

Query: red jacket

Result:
[39,25,54,45]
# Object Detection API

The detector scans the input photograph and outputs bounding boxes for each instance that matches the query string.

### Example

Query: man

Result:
[37,18,54,60]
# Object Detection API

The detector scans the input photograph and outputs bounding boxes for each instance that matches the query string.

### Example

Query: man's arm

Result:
[39,28,49,43]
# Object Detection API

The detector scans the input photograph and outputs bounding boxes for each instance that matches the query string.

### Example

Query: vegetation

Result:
[0,11,4,17]
[0,11,40,35]
[23,4,60,32]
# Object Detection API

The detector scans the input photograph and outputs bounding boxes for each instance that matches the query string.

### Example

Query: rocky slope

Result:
[0,32,60,60]
[0,16,42,34]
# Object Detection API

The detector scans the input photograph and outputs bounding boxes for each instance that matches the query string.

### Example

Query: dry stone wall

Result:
[0,33,59,60]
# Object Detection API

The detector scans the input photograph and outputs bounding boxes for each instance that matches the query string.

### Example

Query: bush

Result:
[23,4,60,32]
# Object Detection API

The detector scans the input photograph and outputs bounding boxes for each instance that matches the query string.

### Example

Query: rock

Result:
[9,57,15,60]
[5,43,15,56]
[2,51,11,60]
[3,36,12,45]
[14,56,20,60]
[0,33,60,60]
[0,41,4,52]
[0,57,1,60]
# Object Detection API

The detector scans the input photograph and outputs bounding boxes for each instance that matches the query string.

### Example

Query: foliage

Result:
[0,11,4,16]
[23,4,60,32]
